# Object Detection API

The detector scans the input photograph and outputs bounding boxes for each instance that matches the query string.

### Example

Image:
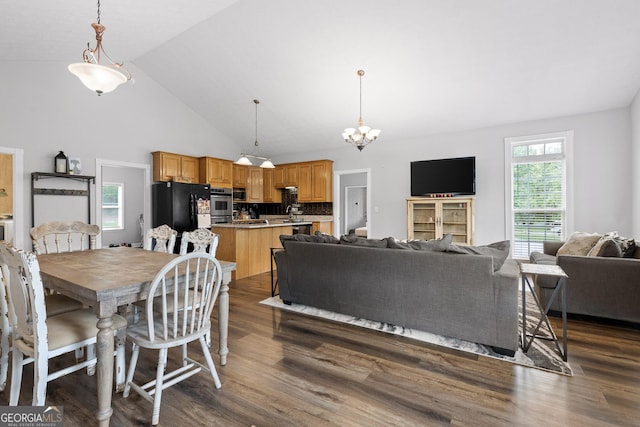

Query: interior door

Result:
[344,186,367,234]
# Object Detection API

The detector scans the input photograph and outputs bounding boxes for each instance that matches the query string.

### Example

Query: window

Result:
[504,131,573,259]
[102,182,124,230]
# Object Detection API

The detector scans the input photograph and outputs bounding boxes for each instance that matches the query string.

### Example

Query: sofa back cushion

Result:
[447,240,511,272]
[339,235,389,248]
[387,234,452,252]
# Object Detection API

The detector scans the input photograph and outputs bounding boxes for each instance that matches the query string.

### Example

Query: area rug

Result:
[260,294,572,376]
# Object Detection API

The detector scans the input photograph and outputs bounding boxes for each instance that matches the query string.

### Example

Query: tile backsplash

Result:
[234,189,333,216]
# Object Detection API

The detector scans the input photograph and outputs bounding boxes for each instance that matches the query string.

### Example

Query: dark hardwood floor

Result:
[3,272,639,426]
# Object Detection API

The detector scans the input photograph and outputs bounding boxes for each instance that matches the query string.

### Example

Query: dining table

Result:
[37,246,236,427]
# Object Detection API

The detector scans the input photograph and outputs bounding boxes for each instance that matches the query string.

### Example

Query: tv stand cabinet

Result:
[407,197,474,245]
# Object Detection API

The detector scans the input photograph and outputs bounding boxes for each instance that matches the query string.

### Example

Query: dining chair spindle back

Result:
[123,252,223,425]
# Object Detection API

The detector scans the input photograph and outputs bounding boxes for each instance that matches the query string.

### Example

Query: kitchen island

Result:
[212,220,305,280]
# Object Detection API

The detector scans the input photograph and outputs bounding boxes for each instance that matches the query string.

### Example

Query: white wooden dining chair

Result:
[30,221,96,317]
[0,243,100,392]
[123,252,223,426]
[31,220,100,255]
[0,242,128,405]
[144,225,178,253]
[179,229,219,256]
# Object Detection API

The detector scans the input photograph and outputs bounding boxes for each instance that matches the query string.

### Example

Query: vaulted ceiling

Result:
[3,0,640,156]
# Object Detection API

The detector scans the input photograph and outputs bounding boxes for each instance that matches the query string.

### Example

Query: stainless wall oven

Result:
[210,187,233,223]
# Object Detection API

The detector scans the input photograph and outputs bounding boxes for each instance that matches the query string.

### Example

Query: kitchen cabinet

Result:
[312,221,333,235]
[262,168,282,203]
[407,197,474,245]
[297,160,333,203]
[232,164,248,188]
[199,157,232,188]
[213,224,293,280]
[152,151,199,183]
[246,166,264,203]
[274,163,299,188]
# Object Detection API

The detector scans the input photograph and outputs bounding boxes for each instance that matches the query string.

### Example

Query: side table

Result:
[519,262,568,361]
[270,247,283,297]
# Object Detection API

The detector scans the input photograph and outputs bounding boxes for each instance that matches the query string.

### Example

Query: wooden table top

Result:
[519,262,568,278]
[38,246,236,309]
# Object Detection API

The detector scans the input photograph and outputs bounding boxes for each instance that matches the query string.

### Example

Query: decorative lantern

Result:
[54,151,68,174]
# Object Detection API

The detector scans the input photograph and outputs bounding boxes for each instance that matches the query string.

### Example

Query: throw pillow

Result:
[556,232,601,256]
[587,235,622,257]
[314,231,340,244]
[606,231,637,258]
[339,234,388,248]
[387,234,453,252]
[447,240,511,271]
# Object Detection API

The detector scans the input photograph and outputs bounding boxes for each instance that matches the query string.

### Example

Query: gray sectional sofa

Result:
[531,240,640,324]
[274,234,519,355]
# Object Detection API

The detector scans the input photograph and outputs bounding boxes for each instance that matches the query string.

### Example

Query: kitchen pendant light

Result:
[342,70,381,151]
[68,0,132,95]
[235,99,275,168]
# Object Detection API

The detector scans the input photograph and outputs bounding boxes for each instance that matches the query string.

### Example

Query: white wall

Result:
[276,108,633,243]
[1,60,635,246]
[0,61,238,247]
[630,91,640,238]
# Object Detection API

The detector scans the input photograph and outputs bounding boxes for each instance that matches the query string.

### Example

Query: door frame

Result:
[333,168,371,237]
[0,146,25,249]
[95,159,151,249]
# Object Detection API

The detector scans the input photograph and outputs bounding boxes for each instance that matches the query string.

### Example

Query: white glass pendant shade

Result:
[260,159,275,169]
[358,125,371,134]
[344,128,356,136]
[68,63,128,95]
[368,129,381,138]
[235,156,253,166]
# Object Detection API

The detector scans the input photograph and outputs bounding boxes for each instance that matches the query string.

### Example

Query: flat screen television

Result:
[410,156,476,196]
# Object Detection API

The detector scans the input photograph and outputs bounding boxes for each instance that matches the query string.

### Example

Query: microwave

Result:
[233,190,246,201]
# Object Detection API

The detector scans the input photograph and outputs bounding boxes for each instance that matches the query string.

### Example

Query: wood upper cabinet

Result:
[274,163,299,188]
[199,157,232,188]
[232,164,248,188]
[246,166,263,203]
[262,168,282,203]
[152,151,199,183]
[297,160,333,202]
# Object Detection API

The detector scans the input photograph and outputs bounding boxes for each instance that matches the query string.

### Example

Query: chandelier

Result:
[342,70,381,151]
[236,100,275,168]
[68,0,132,95]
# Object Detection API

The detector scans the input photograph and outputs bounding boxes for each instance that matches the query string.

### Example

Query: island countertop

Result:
[212,219,312,229]
[211,216,333,279]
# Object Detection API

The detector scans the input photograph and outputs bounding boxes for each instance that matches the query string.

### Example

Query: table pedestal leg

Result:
[96,315,114,427]
[218,278,229,366]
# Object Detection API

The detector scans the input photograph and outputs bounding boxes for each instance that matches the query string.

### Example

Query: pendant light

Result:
[235,99,275,168]
[342,70,381,151]
[68,0,132,95]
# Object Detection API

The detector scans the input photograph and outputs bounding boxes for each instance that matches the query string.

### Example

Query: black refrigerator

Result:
[152,182,211,252]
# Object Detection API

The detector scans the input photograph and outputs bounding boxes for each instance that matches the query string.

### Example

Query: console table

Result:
[520,262,568,361]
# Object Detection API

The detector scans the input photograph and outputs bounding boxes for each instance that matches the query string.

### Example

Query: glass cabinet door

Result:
[441,201,469,243]
[411,202,437,240]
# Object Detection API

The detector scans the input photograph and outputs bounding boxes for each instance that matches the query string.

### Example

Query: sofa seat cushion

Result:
[529,252,562,288]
